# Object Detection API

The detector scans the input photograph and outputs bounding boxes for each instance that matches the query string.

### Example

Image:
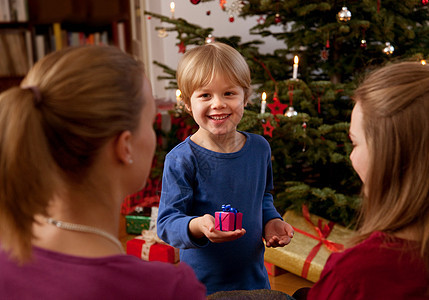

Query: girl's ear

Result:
[114,130,133,165]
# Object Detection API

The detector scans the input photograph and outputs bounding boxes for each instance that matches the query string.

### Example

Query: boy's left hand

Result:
[264,218,294,247]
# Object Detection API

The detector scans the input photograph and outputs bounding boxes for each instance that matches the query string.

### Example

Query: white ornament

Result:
[157,28,168,38]
[337,6,351,22]
[383,42,394,55]
[205,34,215,44]
[285,106,298,117]
[226,1,244,18]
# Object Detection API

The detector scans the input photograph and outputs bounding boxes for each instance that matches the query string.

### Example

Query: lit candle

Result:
[292,55,299,79]
[421,59,427,65]
[170,2,175,18]
[176,89,181,106]
[261,92,267,114]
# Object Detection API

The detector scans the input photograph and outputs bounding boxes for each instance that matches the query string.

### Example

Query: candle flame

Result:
[262,92,267,101]
[294,55,299,64]
[170,2,175,11]
[176,89,181,98]
[421,59,427,65]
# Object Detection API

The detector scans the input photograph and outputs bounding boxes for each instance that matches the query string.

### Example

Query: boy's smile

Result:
[186,73,247,150]
[208,114,231,121]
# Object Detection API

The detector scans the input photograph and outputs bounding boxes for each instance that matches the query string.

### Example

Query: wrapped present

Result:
[125,206,153,235]
[264,261,286,277]
[215,204,243,231]
[126,230,179,263]
[264,205,354,282]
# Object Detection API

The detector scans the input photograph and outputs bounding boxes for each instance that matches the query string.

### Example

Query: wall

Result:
[144,0,285,101]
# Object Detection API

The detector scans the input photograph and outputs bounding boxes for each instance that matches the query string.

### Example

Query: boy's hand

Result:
[264,218,294,247]
[189,214,246,243]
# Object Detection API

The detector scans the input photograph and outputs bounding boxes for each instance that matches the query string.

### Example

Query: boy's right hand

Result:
[189,214,246,243]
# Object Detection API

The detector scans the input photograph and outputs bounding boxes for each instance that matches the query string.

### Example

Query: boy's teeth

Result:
[211,115,228,120]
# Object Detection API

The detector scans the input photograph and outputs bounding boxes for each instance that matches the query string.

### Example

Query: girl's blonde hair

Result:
[176,42,251,109]
[352,61,429,269]
[0,45,145,262]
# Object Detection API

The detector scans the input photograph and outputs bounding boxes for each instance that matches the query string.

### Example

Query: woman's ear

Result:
[114,130,133,165]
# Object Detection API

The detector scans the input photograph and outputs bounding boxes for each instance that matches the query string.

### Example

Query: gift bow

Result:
[219,204,239,231]
[140,229,168,261]
[292,205,344,279]
[222,204,238,213]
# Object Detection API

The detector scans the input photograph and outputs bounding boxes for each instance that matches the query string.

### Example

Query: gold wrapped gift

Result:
[264,207,354,282]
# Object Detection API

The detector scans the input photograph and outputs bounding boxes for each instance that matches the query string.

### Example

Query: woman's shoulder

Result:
[0,248,206,299]
[325,231,417,272]
[116,258,207,298]
[309,232,429,299]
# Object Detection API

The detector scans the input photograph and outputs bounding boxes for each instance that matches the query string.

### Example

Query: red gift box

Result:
[215,205,243,231]
[126,235,179,263]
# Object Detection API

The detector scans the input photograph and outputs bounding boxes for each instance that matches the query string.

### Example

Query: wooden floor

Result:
[118,215,313,296]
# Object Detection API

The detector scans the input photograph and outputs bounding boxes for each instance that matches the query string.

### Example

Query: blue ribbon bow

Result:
[219,204,239,231]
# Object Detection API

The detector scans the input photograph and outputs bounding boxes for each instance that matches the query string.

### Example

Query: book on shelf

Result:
[0,29,31,76]
[112,21,126,52]
[0,0,28,22]
[34,34,46,61]
[24,30,33,69]
[10,0,28,22]
[0,0,11,22]
[52,22,62,51]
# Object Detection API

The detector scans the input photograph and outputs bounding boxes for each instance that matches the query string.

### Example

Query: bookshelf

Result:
[0,0,131,92]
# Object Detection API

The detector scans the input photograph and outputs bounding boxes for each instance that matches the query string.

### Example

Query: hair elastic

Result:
[22,85,42,106]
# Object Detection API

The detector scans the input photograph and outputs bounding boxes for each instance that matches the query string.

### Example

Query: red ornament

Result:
[147,16,151,20]
[321,48,329,61]
[273,92,279,102]
[206,10,211,15]
[262,120,275,137]
[326,39,330,49]
[423,0,428,5]
[190,0,201,4]
[229,16,235,22]
[274,13,281,24]
[178,41,186,53]
[267,101,288,115]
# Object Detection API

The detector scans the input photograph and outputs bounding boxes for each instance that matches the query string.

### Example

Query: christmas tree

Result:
[145,0,429,227]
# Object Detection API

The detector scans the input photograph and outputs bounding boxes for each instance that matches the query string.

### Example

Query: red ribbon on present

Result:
[292,205,344,279]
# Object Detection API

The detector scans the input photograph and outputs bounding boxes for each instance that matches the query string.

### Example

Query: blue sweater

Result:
[157,132,282,295]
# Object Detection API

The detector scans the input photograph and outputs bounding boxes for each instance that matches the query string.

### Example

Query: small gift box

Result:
[215,204,243,231]
[125,206,152,235]
[126,231,179,263]
[264,206,354,282]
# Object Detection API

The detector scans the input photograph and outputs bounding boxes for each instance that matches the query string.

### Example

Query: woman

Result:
[0,45,206,299]
[304,62,429,299]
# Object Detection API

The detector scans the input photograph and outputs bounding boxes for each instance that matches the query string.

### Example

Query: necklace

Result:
[46,218,124,254]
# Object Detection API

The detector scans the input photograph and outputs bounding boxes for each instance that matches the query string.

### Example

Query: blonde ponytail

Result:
[0,86,58,262]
